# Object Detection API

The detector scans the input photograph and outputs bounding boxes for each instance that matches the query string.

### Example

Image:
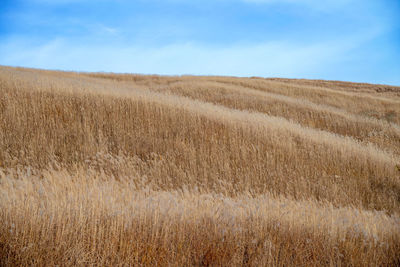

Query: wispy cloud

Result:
[1,28,390,84]
[241,0,353,5]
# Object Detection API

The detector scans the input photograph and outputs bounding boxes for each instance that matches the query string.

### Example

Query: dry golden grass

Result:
[0,65,399,266]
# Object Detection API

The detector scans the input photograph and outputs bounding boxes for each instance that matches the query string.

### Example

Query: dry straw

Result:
[0,66,399,266]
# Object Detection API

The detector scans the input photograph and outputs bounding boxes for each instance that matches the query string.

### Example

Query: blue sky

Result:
[0,0,399,85]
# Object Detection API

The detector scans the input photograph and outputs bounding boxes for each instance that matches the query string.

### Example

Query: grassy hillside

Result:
[0,66,399,266]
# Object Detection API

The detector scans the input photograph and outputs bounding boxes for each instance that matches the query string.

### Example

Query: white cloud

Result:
[241,0,357,11]
[0,31,373,80]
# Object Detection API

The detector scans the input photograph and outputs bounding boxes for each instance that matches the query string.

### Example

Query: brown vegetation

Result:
[0,66,399,266]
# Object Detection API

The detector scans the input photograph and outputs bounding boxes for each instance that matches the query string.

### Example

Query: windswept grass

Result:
[0,66,399,266]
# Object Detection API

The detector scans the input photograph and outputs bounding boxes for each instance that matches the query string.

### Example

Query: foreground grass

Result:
[0,66,399,266]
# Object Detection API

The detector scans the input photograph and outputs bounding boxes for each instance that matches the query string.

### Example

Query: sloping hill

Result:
[1,66,399,266]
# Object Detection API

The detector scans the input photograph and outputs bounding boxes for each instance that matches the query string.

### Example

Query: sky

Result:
[0,0,399,85]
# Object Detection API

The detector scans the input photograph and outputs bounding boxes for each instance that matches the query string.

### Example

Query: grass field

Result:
[0,65,399,266]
